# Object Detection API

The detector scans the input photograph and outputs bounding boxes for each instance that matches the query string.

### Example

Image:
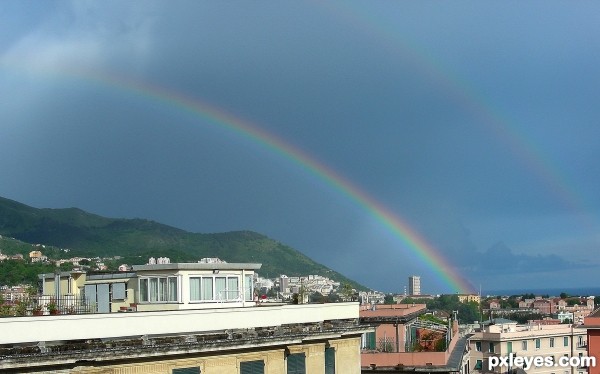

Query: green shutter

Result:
[325,347,335,374]
[368,332,376,350]
[287,353,306,374]
[240,360,265,374]
[172,367,200,374]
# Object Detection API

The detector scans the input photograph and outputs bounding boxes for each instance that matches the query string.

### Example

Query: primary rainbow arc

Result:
[1,63,474,293]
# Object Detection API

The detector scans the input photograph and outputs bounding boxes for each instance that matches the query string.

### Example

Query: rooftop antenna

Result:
[479,284,483,323]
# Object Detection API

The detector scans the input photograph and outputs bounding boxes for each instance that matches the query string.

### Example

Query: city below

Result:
[1,249,600,374]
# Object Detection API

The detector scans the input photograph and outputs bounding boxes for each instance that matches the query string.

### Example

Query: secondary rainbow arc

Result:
[322,2,597,231]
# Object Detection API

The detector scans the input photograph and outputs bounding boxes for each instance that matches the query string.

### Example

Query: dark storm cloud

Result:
[2,1,600,292]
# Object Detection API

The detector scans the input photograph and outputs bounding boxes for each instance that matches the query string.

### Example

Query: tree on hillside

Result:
[340,283,354,301]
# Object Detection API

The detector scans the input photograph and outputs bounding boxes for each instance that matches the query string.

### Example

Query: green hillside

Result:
[0,196,366,290]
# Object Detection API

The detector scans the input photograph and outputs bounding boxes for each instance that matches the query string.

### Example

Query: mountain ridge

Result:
[0,196,367,290]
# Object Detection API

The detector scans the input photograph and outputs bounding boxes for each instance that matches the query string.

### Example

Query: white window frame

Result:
[138,275,180,303]
[189,274,241,302]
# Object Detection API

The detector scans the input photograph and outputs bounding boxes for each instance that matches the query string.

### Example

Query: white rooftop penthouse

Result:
[132,262,261,311]
[39,262,262,313]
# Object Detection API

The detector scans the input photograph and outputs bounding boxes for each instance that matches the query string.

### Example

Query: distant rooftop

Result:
[360,303,427,323]
[481,318,518,325]
[132,262,262,271]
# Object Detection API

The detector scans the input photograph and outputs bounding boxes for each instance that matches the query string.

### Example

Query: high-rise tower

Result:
[408,275,421,295]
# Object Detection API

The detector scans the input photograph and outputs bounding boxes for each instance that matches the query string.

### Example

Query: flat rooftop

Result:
[132,262,262,271]
[360,304,427,323]
[0,317,371,371]
[0,302,358,345]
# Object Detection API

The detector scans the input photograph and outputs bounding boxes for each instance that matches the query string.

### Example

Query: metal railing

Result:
[0,294,95,317]
[216,290,243,303]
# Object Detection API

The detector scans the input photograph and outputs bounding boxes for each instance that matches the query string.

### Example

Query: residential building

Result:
[280,274,290,293]
[29,250,44,262]
[488,300,501,310]
[457,294,481,304]
[584,308,600,374]
[0,285,30,302]
[0,301,369,373]
[359,304,469,374]
[10,262,374,372]
[533,299,556,315]
[558,311,575,324]
[469,318,588,374]
[409,275,421,296]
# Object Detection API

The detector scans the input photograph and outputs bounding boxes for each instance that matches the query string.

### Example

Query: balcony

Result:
[0,295,95,317]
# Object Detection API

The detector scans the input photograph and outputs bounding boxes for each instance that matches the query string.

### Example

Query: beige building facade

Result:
[457,294,481,304]
[469,319,588,374]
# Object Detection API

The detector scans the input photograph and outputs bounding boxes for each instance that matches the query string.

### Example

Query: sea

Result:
[483,287,600,297]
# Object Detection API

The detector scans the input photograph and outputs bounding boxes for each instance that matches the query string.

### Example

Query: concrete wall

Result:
[588,329,600,374]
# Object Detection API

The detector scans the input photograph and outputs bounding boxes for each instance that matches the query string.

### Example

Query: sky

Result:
[1,1,600,294]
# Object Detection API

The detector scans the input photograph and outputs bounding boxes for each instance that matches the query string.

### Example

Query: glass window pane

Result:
[227,277,239,300]
[168,277,178,302]
[245,275,253,301]
[112,283,126,300]
[215,277,226,301]
[159,278,168,302]
[149,278,158,302]
[190,278,201,301]
[140,278,148,302]
[202,277,214,301]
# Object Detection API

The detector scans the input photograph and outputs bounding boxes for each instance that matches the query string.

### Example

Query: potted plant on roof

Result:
[48,300,59,315]
[32,304,43,316]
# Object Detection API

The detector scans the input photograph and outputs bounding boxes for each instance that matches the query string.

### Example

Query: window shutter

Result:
[325,347,335,374]
[172,367,200,374]
[240,360,265,374]
[287,353,306,374]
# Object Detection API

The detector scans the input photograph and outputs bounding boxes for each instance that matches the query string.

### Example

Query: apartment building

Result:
[583,308,600,374]
[409,276,421,296]
[359,304,469,374]
[469,318,588,374]
[4,262,374,373]
[0,301,370,373]
[457,294,481,304]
